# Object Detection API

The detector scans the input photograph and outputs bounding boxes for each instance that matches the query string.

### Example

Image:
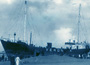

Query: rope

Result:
[2,0,23,38]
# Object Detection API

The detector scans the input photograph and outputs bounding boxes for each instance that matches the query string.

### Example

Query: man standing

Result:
[15,57,20,65]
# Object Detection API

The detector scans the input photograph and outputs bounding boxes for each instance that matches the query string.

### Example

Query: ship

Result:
[0,36,35,59]
[64,40,90,58]
[0,0,46,65]
[0,0,30,57]
[64,4,90,58]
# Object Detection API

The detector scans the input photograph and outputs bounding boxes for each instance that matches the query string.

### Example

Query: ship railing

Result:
[0,37,16,42]
[0,37,28,44]
[0,37,9,41]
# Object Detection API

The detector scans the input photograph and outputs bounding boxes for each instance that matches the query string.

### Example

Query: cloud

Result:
[0,0,90,50]
[71,0,87,7]
[54,27,76,42]
[28,0,51,14]
[53,0,63,5]
[0,0,14,4]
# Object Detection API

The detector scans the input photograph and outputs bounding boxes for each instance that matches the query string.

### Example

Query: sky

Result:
[0,0,90,51]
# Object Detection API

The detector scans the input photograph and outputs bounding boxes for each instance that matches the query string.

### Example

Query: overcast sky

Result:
[0,0,90,51]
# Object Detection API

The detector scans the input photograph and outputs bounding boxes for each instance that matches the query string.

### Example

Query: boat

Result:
[0,1,47,64]
[0,37,35,58]
[64,4,90,58]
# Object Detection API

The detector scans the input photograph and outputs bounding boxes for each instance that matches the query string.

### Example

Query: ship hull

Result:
[63,48,90,58]
[1,40,35,59]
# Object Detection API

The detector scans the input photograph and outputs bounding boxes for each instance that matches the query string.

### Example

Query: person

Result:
[2,54,4,61]
[10,56,15,65]
[15,57,20,65]
[15,57,23,65]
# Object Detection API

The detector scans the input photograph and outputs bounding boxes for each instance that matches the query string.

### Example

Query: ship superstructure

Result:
[64,4,90,57]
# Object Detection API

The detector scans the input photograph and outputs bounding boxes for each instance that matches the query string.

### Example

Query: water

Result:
[0,55,90,65]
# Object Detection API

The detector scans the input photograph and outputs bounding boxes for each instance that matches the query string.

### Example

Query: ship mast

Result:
[24,0,27,41]
[78,4,81,43]
[30,32,32,44]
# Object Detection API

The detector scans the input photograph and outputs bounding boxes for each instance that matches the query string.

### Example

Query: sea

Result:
[0,55,90,65]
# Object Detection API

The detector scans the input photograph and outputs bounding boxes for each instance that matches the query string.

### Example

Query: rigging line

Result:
[13,1,26,40]
[28,2,52,44]
[83,21,88,41]
[82,16,88,41]
[8,0,24,30]
[28,17,41,39]
[73,20,78,41]
[14,6,25,30]
[80,8,88,42]
[2,12,21,37]
[81,20,88,41]
[27,16,39,39]
[28,10,41,36]
[2,0,24,37]
[16,16,25,41]
[27,15,36,32]
[9,0,23,24]
[28,10,51,44]
[79,22,87,42]
[11,0,24,39]
[15,0,30,41]
[8,2,24,33]
[27,16,42,45]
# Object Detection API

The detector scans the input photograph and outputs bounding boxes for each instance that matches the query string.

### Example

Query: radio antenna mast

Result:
[78,4,81,43]
[24,0,27,41]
